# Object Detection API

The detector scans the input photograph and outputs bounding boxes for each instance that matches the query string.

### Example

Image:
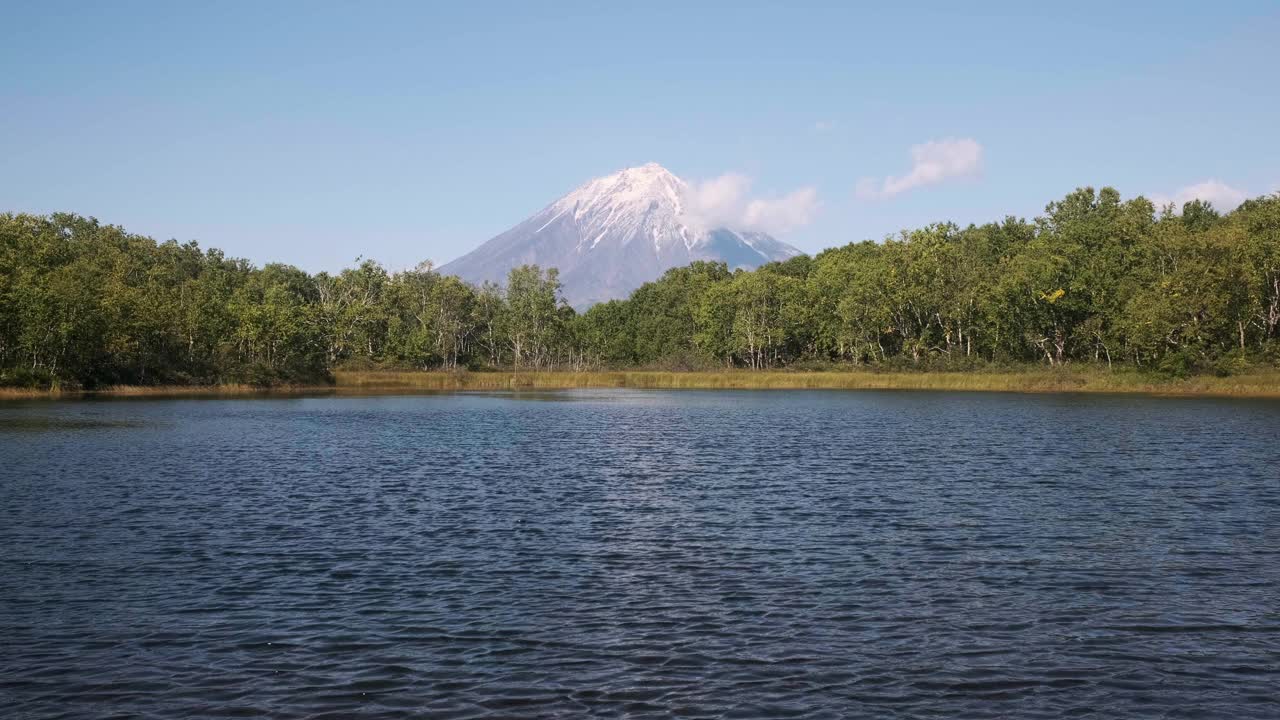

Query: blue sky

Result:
[3,1,1278,271]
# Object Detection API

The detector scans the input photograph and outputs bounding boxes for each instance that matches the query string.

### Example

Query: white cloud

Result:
[745,187,820,233]
[856,137,983,199]
[683,173,753,228]
[682,174,819,236]
[1148,179,1249,213]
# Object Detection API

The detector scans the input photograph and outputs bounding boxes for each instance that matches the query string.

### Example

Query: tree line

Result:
[2,186,1278,388]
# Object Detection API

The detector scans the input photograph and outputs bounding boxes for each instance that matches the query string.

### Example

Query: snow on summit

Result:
[440,164,803,309]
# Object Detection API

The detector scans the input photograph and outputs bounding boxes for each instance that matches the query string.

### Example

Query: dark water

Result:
[2,390,1279,719]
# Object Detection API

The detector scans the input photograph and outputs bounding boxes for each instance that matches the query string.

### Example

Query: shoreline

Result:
[3,368,1280,401]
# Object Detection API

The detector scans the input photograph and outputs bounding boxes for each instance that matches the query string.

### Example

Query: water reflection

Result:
[2,390,1278,718]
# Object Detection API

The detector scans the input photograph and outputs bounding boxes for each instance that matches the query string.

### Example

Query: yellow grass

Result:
[332,368,1280,398]
[4,368,1279,400]
[0,383,317,400]
[0,387,59,399]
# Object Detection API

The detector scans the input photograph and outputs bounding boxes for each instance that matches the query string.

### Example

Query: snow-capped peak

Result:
[439,163,804,308]
[540,163,692,251]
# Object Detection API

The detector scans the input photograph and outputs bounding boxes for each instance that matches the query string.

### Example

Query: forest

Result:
[2,186,1278,389]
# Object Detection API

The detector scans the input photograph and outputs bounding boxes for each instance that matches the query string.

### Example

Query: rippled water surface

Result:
[2,389,1280,718]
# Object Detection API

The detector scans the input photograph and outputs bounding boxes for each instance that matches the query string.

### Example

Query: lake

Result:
[2,389,1279,718]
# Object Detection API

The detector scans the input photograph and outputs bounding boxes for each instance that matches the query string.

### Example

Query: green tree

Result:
[504,265,567,368]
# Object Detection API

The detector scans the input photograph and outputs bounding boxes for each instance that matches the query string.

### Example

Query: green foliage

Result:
[576,188,1280,371]
[3,188,1279,388]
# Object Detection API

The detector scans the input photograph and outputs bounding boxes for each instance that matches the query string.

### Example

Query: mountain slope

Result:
[439,163,803,308]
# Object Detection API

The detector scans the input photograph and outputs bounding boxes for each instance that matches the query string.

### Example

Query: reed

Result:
[0,383,323,400]
[0,387,62,399]
[332,368,1280,398]
[92,383,272,397]
[4,368,1279,400]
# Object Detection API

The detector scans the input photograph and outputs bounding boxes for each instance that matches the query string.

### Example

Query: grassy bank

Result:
[332,368,1280,398]
[0,383,318,400]
[3,368,1279,401]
